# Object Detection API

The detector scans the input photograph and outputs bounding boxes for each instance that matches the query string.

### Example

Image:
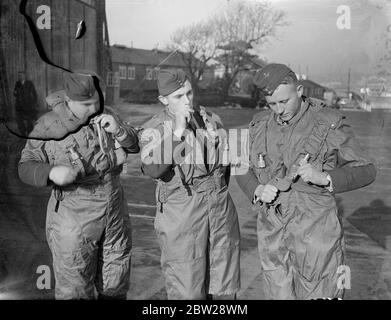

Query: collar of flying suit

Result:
[165,107,177,123]
[274,98,310,127]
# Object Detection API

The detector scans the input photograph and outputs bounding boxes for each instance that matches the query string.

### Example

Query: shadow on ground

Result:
[347,199,391,252]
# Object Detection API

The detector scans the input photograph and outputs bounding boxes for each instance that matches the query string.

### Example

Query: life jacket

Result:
[248,97,342,189]
[140,106,228,206]
[31,93,126,184]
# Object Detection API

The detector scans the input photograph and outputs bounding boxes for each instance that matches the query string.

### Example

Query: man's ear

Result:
[158,95,168,106]
[296,85,304,98]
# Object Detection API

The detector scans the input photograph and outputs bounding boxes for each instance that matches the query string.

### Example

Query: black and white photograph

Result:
[0,0,390,305]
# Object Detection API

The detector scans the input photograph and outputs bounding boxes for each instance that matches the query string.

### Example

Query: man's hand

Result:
[297,163,329,186]
[94,114,120,135]
[173,107,194,138]
[254,184,278,204]
[49,165,77,186]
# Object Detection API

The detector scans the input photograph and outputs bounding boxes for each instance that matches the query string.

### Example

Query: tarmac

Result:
[0,104,390,299]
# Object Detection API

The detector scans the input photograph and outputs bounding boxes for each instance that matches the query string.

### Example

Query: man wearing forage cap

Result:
[236,63,376,299]
[139,68,240,299]
[18,70,139,299]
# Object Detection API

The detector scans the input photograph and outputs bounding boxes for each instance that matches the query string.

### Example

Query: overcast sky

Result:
[106,0,391,84]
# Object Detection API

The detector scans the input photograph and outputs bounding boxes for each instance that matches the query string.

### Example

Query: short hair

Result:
[280,72,298,85]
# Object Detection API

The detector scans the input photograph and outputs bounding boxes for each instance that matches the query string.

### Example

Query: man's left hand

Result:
[95,114,120,135]
[297,163,329,186]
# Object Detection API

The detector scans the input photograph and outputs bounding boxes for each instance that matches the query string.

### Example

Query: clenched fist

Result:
[173,107,194,138]
[49,165,77,186]
[94,114,120,135]
[254,184,278,204]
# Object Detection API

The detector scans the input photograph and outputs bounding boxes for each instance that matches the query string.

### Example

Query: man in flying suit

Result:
[139,68,240,299]
[18,70,139,299]
[236,63,376,299]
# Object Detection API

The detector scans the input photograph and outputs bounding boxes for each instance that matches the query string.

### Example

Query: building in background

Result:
[0,0,111,119]
[298,78,327,100]
[233,57,265,95]
[110,44,215,103]
[111,45,187,102]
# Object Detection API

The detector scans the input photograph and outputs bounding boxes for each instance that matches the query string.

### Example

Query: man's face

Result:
[265,83,303,122]
[66,96,100,122]
[18,73,26,82]
[160,80,194,116]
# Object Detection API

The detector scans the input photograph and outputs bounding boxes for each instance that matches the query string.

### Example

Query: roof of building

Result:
[298,78,326,89]
[111,45,189,68]
[334,88,349,97]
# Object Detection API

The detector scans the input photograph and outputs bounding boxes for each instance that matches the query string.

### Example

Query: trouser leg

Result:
[95,186,132,300]
[257,207,295,300]
[46,194,103,300]
[208,187,241,297]
[155,190,209,300]
[287,196,345,300]
[15,114,26,136]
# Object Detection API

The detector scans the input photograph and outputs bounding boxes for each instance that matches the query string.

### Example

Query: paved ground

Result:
[0,103,390,299]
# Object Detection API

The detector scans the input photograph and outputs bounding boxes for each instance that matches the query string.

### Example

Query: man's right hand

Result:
[49,165,77,186]
[254,184,278,203]
[173,108,193,138]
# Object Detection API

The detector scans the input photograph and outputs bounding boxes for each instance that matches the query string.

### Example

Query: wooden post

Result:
[0,2,11,119]
[96,0,112,81]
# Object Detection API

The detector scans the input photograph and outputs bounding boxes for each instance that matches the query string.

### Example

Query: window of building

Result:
[146,67,154,80]
[127,66,136,80]
[106,72,120,87]
[153,67,160,80]
[107,72,114,87]
[119,65,127,79]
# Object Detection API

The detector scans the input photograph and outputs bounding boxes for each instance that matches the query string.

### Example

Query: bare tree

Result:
[213,0,287,98]
[168,0,286,102]
[168,20,219,100]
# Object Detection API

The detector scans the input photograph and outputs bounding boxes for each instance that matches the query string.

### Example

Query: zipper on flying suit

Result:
[54,187,64,213]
